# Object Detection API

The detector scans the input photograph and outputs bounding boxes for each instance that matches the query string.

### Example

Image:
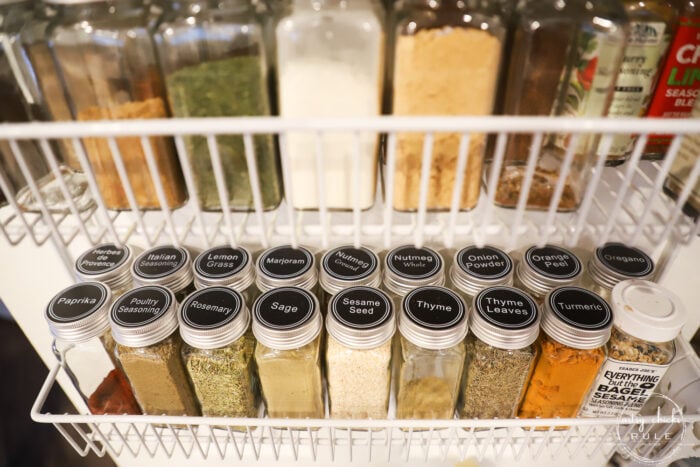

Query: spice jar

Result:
[458,286,539,420]
[390,0,506,211]
[75,243,138,297]
[513,244,583,304]
[110,285,199,416]
[518,287,612,420]
[131,245,195,302]
[449,245,514,303]
[255,245,318,294]
[252,287,324,418]
[319,245,382,312]
[383,245,445,308]
[179,287,259,418]
[193,245,258,303]
[494,0,628,211]
[45,282,141,415]
[154,0,282,212]
[579,280,686,417]
[584,242,655,301]
[325,286,395,419]
[396,286,468,420]
[46,0,187,210]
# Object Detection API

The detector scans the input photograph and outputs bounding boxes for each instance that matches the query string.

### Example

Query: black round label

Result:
[404,287,464,330]
[596,243,654,277]
[258,246,312,280]
[331,287,391,329]
[133,246,187,279]
[76,244,129,275]
[181,287,242,329]
[457,246,512,280]
[387,246,441,280]
[525,245,581,280]
[323,246,377,281]
[254,287,315,330]
[475,287,538,329]
[195,246,249,279]
[548,287,612,330]
[47,283,108,323]
[111,286,172,327]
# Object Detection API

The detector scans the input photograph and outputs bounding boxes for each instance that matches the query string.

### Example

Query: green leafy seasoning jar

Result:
[585,242,655,301]
[131,245,195,302]
[255,245,318,294]
[319,246,382,312]
[74,243,138,297]
[513,244,583,304]
[450,245,514,303]
[179,287,259,418]
[383,245,445,308]
[193,245,258,303]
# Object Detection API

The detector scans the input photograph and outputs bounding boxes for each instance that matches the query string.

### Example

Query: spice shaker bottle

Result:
[449,245,514,303]
[584,242,655,301]
[579,280,686,417]
[46,282,141,415]
[518,287,612,420]
[319,246,382,311]
[513,244,583,304]
[75,243,139,297]
[325,286,395,419]
[179,287,259,418]
[396,286,468,420]
[458,286,539,420]
[193,245,258,303]
[131,245,196,302]
[110,285,199,416]
[252,287,324,418]
[383,245,445,308]
[255,245,318,294]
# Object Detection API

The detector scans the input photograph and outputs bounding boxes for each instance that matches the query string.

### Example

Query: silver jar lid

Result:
[109,286,178,348]
[252,287,322,351]
[255,245,317,293]
[319,245,382,295]
[399,286,468,350]
[45,282,112,343]
[326,286,395,350]
[384,245,445,296]
[450,245,514,297]
[193,245,255,291]
[589,243,655,291]
[542,287,613,350]
[516,244,582,297]
[178,287,249,350]
[75,243,135,292]
[471,286,540,350]
[131,245,193,294]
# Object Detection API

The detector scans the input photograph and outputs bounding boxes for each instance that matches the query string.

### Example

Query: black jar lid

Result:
[178,287,249,349]
[517,244,583,296]
[326,286,395,350]
[131,245,193,293]
[255,245,317,293]
[193,245,254,291]
[383,245,445,296]
[75,243,135,291]
[450,245,514,296]
[319,245,381,295]
[589,242,654,290]
[471,286,540,350]
[399,286,468,350]
[109,286,178,348]
[542,287,613,350]
[46,282,112,343]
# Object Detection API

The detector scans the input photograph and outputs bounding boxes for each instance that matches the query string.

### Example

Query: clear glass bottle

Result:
[319,245,382,312]
[512,244,583,304]
[494,0,628,211]
[75,243,139,297]
[153,0,282,212]
[383,245,445,309]
[396,286,468,420]
[252,287,324,418]
[131,245,196,302]
[584,242,655,301]
[449,245,514,304]
[111,285,200,416]
[389,0,507,212]
[46,0,187,210]
[193,245,259,304]
[255,245,318,294]
[179,287,259,418]
[275,0,384,211]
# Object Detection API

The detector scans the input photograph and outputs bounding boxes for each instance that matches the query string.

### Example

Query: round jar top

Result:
[75,243,134,290]
[193,245,254,290]
[451,245,513,295]
[252,287,322,351]
[320,245,381,294]
[611,280,686,343]
[543,287,613,350]
[46,282,112,343]
[255,245,317,292]
[179,287,249,349]
[399,286,467,350]
[518,244,582,296]
[131,245,193,292]
[471,286,539,350]
[384,245,445,295]
[590,243,654,290]
[327,286,395,350]
[109,286,178,348]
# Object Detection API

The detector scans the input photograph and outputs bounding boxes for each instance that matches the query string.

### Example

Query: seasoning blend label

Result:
[47,283,109,323]
[133,246,188,279]
[387,246,442,280]
[456,246,512,280]
[258,246,313,280]
[112,287,172,327]
[323,246,377,281]
[194,246,249,280]
[331,287,391,329]
[596,243,654,277]
[525,245,582,280]
[76,244,130,276]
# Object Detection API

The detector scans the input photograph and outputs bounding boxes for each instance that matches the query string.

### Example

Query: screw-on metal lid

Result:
[471,286,540,350]
[517,245,583,297]
[131,245,193,294]
[326,286,395,350]
[399,286,467,350]
[193,245,255,291]
[252,287,322,351]
[589,243,655,291]
[450,245,514,297]
[542,287,613,350]
[109,286,178,347]
[319,246,381,295]
[75,243,135,292]
[255,245,317,293]
[383,245,445,296]
[45,282,112,343]
[178,287,249,350]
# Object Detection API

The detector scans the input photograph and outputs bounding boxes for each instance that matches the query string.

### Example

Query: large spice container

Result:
[390,0,506,211]
[383,245,445,308]
[110,285,199,415]
[46,0,187,210]
[276,0,384,210]
[579,280,686,417]
[131,245,195,302]
[179,287,259,418]
[458,287,539,420]
[584,242,655,301]
[325,286,395,419]
[154,0,282,212]
[513,244,583,304]
[319,245,382,311]
[518,287,612,419]
[45,282,141,415]
[252,287,324,418]
[193,245,258,303]
[449,245,514,303]
[255,245,318,294]
[75,243,138,297]
[396,286,468,419]
[494,0,628,211]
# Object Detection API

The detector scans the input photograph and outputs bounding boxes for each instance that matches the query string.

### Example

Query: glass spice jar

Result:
[458,286,539,420]
[325,286,395,420]
[512,244,583,304]
[383,245,445,309]
[579,280,686,417]
[75,243,139,298]
[518,287,613,420]
[255,245,318,294]
[252,287,324,419]
[45,282,141,415]
[193,245,259,304]
[131,245,196,303]
[319,245,382,312]
[584,242,655,301]
[396,286,468,420]
[110,285,199,416]
[179,287,259,418]
[449,245,514,304]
